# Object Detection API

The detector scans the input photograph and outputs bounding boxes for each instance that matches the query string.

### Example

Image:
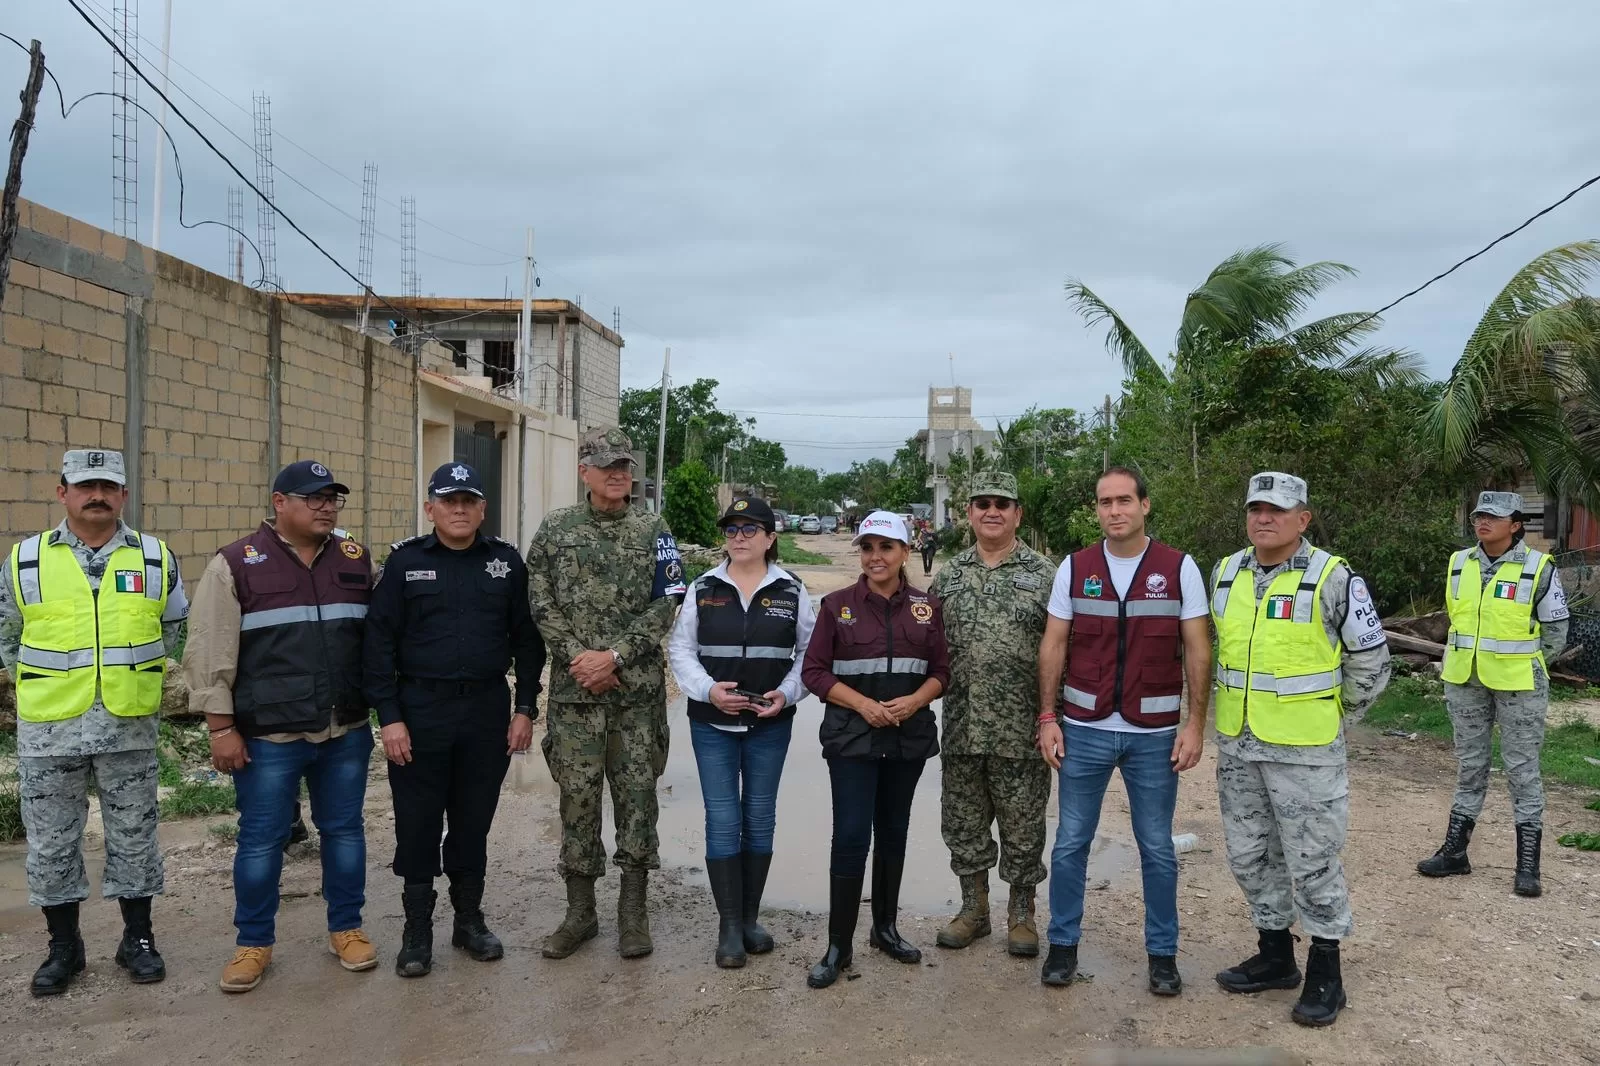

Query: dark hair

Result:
[1097,465,1148,500]
[1509,511,1527,544]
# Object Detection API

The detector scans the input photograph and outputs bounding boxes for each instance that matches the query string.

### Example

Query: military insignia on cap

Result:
[451,464,470,482]
[910,601,933,623]
[311,462,329,477]
[733,500,748,511]
[88,451,105,467]
[340,540,364,559]
[485,558,511,579]
[1255,475,1273,490]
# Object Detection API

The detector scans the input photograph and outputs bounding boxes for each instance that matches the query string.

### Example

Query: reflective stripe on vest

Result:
[832,657,929,677]
[698,644,795,660]
[239,602,370,632]
[1441,547,1547,691]
[1064,684,1180,716]
[10,531,170,722]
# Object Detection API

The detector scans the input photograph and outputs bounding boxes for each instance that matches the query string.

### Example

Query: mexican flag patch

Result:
[1265,594,1294,619]
[113,570,144,594]
[1492,580,1518,600]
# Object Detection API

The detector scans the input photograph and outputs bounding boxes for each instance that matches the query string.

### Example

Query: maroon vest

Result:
[220,522,372,737]
[1062,538,1185,729]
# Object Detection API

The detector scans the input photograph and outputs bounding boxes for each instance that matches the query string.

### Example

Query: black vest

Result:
[687,570,803,729]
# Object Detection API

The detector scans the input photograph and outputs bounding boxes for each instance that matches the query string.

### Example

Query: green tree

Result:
[663,460,720,547]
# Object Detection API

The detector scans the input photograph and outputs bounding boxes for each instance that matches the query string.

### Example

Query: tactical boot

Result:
[1216,928,1302,994]
[449,874,504,961]
[1290,938,1347,1027]
[706,857,747,968]
[396,883,436,977]
[936,873,991,949]
[31,903,86,997]
[740,851,776,954]
[1417,812,1474,877]
[541,875,600,959]
[1514,823,1543,898]
[1040,943,1078,987]
[113,895,166,983]
[867,851,921,963]
[617,869,654,958]
[1005,886,1039,958]
[807,874,863,989]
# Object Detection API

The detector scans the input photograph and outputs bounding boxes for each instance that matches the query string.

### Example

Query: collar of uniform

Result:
[1246,537,1313,576]
[585,496,631,522]
[854,571,914,605]
[964,538,1023,569]
[705,558,791,592]
[420,532,490,553]
[48,518,138,550]
[262,518,330,561]
[1473,540,1527,568]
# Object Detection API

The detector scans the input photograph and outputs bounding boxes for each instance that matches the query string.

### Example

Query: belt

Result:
[400,676,507,696]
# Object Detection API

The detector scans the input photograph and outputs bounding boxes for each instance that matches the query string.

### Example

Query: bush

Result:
[663,460,721,548]
[160,779,236,819]
[0,785,21,843]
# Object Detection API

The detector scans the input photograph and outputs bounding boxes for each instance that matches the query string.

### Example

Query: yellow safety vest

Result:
[10,530,171,722]
[1210,545,1345,746]
[1441,547,1548,692]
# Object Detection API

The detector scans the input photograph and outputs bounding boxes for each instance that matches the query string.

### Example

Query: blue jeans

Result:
[1047,725,1179,955]
[689,718,793,860]
[232,726,373,946]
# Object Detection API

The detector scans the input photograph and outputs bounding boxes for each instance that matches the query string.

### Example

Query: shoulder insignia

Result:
[487,535,519,550]
[339,540,365,560]
[389,534,426,553]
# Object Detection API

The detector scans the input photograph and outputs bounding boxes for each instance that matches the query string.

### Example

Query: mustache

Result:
[83,502,111,510]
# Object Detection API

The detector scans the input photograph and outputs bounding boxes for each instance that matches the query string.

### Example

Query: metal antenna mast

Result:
[251,92,280,291]
[225,185,245,283]
[400,195,419,302]
[110,0,139,240]
[357,162,377,331]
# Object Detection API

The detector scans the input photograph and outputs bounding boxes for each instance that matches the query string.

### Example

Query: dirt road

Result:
[1,535,1597,1065]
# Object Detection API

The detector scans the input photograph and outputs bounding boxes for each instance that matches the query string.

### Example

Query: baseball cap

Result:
[62,449,127,486]
[272,459,349,496]
[1471,490,1523,518]
[1245,471,1307,510]
[429,462,487,499]
[719,497,776,531]
[968,470,1019,501]
[852,509,911,546]
[579,426,636,468]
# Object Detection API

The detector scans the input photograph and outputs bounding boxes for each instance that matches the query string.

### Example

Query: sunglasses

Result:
[723,524,765,539]
[970,497,1015,512]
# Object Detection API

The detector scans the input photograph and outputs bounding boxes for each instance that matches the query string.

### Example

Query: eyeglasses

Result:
[723,524,764,539]
[288,492,346,512]
[971,497,1015,512]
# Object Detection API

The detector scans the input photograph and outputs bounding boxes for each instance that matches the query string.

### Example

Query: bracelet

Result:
[1036,712,1059,723]
[210,726,235,739]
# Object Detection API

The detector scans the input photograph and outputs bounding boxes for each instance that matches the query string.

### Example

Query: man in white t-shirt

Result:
[1036,467,1211,996]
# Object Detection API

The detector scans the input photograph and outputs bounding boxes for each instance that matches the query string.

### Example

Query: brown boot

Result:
[1006,887,1039,957]
[936,873,991,949]
[541,875,600,959]
[617,869,653,958]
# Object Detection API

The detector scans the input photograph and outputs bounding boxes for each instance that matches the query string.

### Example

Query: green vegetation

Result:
[1558,832,1600,850]
[663,460,721,547]
[778,534,831,566]
[0,785,21,843]
[160,779,236,819]
[156,720,211,787]
[209,821,239,842]
[1364,675,1600,789]
[0,729,15,757]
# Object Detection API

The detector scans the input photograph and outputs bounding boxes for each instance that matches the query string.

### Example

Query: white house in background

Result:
[921,386,996,524]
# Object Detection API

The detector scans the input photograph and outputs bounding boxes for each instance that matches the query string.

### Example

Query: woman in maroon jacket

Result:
[801,511,949,989]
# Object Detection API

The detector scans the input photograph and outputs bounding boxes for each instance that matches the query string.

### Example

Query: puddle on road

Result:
[512,696,1140,914]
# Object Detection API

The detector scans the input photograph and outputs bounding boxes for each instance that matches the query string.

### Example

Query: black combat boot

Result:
[284,801,309,852]
[706,857,747,968]
[1291,937,1347,1027]
[1040,943,1078,987]
[32,903,86,997]
[113,896,166,983]
[449,874,504,961]
[866,851,921,964]
[740,852,775,954]
[1416,812,1474,877]
[396,883,436,977]
[807,874,863,989]
[1216,927,1302,994]
[1514,823,1543,898]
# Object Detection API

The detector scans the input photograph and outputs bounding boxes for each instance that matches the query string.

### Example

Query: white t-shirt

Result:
[1046,539,1208,734]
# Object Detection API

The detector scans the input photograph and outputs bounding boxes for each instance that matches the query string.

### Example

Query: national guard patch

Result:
[910,601,933,623]
[340,540,364,560]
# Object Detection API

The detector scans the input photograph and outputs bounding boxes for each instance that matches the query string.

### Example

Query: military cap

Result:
[1246,471,1307,510]
[1471,490,1523,518]
[579,426,636,468]
[62,449,126,486]
[968,470,1019,501]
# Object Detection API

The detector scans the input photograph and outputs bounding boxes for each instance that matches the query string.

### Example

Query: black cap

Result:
[428,461,487,499]
[273,459,349,496]
[718,497,776,531]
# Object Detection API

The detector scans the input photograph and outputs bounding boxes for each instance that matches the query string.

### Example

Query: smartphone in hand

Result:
[732,688,773,710]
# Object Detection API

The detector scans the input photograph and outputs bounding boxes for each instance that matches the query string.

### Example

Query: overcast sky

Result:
[11,1,1600,470]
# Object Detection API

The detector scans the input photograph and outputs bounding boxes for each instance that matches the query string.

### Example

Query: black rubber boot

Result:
[1514,823,1543,898]
[32,903,86,997]
[113,896,166,983]
[285,801,309,852]
[396,883,436,978]
[1148,953,1182,996]
[867,851,921,964]
[1216,927,1302,994]
[449,874,504,961]
[706,857,748,968]
[740,852,775,954]
[1417,812,1474,877]
[1040,943,1078,987]
[807,874,862,989]
[1291,937,1347,1027]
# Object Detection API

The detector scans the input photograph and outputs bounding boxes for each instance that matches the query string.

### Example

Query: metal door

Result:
[453,421,502,537]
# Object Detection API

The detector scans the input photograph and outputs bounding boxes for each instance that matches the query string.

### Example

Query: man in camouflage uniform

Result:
[0,450,188,995]
[526,426,686,959]
[929,471,1053,956]
[1210,472,1390,1029]
[1417,490,1567,897]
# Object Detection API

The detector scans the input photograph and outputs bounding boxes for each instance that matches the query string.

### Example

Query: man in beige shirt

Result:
[183,460,377,993]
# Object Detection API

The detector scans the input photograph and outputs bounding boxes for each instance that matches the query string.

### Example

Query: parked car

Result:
[772,514,786,533]
[799,515,821,534]
[819,516,839,534]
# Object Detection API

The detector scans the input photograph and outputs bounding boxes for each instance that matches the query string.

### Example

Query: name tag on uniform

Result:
[405,570,437,582]
[1013,574,1042,590]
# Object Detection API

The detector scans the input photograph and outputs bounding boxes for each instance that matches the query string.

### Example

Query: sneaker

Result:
[1040,943,1079,987]
[328,929,378,972]
[219,946,273,993]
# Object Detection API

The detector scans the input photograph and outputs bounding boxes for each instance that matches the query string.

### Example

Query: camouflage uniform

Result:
[930,535,1053,887]
[1446,541,1568,829]
[1212,537,1391,939]
[0,519,188,906]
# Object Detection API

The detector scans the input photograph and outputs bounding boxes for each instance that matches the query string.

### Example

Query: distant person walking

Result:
[918,526,937,577]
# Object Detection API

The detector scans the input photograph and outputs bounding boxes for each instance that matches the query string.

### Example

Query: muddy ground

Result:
[0,534,1597,1066]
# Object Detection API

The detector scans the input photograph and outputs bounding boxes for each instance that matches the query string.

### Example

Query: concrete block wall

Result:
[527,318,620,432]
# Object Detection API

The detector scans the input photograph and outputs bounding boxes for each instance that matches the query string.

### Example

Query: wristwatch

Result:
[610,649,623,669]
[514,704,539,722]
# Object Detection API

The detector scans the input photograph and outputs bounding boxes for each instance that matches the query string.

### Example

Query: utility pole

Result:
[1,39,45,307]
[1102,394,1111,472]
[654,347,670,514]
[516,226,534,545]
[150,0,174,249]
